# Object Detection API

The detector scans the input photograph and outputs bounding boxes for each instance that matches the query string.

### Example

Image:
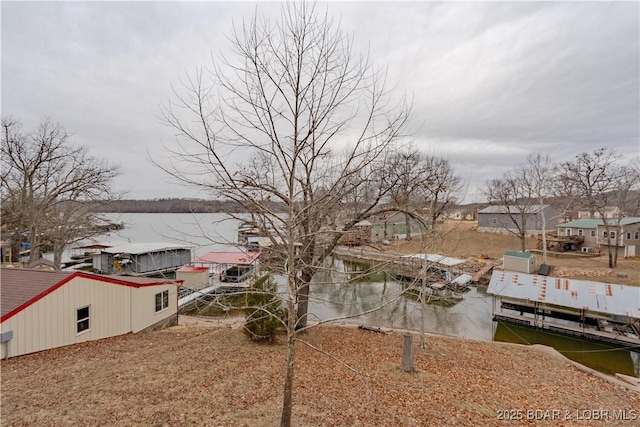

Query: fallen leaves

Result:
[1,325,638,426]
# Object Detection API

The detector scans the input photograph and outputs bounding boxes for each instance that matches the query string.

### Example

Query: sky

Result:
[2,1,639,202]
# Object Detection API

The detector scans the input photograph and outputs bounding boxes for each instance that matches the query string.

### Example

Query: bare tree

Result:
[558,148,638,267]
[1,118,121,268]
[157,3,413,425]
[519,153,557,263]
[419,155,461,231]
[386,148,425,240]
[384,151,461,240]
[484,172,536,252]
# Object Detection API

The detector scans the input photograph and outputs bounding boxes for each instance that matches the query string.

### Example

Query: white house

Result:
[0,268,181,359]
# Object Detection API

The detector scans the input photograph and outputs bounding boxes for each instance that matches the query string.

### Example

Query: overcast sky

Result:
[2,1,638,202]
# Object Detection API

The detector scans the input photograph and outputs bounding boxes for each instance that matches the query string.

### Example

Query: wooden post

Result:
[400,332,416,373]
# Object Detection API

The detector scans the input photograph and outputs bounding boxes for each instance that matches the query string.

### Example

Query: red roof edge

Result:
[74,272,182,288]
[1,274,75,322]
[1,271,182,323]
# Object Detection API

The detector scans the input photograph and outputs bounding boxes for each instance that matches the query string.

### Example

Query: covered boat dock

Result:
[92,243,192,276]
[487,270,640,347]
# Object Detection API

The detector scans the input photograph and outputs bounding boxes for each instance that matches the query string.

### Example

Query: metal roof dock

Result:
[487,270,640,319]
[401,253,468,267]
[100,243,191,255]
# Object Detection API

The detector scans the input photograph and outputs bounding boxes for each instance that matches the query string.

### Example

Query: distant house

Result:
[557,217,640,257]
[0,268,180,359]
[369,212,427,242]
[576,206,622,220]
[477,205,560,234]
[444,205,480,221]
[556,219,601,251]
[596,217,640,258]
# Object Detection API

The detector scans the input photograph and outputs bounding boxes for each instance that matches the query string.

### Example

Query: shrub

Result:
[243,275,285,343]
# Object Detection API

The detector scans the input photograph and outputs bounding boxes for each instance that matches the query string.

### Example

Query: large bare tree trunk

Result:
[280,308,297,427]
[156,2,416,423]
[295,270,313,330]
[405,214,412,241]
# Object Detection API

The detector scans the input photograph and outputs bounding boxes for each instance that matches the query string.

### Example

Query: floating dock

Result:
[487,270,640,348]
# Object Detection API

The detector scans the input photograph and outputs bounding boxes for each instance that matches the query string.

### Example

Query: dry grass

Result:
[1,324,638,426]
[382,221,640,286]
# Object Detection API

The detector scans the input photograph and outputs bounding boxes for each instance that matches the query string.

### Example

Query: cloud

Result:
[2,1,638,200]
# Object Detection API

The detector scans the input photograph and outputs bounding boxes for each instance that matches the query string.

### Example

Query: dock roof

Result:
[100,243,191,255]
[487,270,640,319]
[401,253,467,267]
[192,251,260,265]
[478,204,550,214]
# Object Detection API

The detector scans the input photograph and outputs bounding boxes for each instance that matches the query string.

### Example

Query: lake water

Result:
[59,213,638,376]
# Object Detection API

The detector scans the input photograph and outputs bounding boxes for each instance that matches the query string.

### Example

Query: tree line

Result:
[95,198,261,213]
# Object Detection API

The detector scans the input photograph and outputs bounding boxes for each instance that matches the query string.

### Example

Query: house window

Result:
[590,230,596,237]
[155,290,169,312]
[77,306,90,334]
[566,228,571,236]
[610,231,616,239]
[578,229,583,236]
[636,231,639,240]
[603,231,607,238]
[491,218,497,225]
[627,232,631,240]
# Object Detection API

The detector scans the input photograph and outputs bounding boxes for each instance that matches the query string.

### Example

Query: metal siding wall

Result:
[131,285,177,332]
[136,250,191,273]
[177,271,209,289]
[0,277,133,358]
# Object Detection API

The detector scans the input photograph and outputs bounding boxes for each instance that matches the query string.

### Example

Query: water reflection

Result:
[305,257,494,340]
[305,256,638,376]
[494,323,638,377]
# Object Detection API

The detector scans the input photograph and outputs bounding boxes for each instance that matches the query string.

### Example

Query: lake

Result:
[58,213,638,376]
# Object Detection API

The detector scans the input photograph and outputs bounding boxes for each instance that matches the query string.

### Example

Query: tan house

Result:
[0,268,181,359]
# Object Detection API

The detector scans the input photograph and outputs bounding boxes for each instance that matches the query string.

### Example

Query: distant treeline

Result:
[93,198,287,214]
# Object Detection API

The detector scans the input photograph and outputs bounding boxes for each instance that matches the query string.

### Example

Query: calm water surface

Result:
[58,213,638,376]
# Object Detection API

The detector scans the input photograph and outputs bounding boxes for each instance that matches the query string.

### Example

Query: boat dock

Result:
[487,270,640,348]
[333,246,489,290]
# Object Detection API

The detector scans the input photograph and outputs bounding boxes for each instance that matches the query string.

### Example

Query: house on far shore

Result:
[556,217,640,257]
[443,204,484,221]
[0,268,181,359]
[596,217,640,258]
[477,205,560,235]
[576,206,622,220]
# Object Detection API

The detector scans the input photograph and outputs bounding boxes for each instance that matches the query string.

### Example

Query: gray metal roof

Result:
[487,270,640,319]
[100,243,191,255]
[478,204,549,214]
